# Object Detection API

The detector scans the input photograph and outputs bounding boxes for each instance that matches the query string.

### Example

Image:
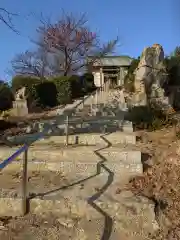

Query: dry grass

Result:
[127,127,180,239]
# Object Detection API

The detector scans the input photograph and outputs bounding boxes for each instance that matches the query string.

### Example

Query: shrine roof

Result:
[87,55,133,66]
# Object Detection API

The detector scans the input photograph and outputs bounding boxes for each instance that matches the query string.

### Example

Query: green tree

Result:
[51,76,72,104]
[165,50,180,86]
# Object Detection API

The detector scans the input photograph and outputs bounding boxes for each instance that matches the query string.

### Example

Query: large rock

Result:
[134,44,174,113]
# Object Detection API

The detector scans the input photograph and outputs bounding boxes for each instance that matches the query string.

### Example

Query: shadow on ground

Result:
[29,133,115,240]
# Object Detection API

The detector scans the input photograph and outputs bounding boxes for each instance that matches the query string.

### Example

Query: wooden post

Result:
[96,91,98,105]
[100,67,103,101]
[22,148,28,215]
[91,95,93,115]
[65,115,69,146]
[82,96,84,108]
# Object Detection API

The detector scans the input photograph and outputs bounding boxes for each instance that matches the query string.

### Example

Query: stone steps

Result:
[0,146,99,162]
[0,170,143,217]
[0,91,159,239]
[105,131,136,144]
[0,144,141,163]
[1,158,142,177]
[6,119,134,145]
[100,149,141,163]
[0,171,114,199]
[32,132,136,146]
[4,129,136,149]
[0,194,157,239]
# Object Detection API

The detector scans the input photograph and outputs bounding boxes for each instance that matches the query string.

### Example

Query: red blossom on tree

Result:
[37,12,118,76]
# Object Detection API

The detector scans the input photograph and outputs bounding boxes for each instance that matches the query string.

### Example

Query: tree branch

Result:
[0,7,18,33]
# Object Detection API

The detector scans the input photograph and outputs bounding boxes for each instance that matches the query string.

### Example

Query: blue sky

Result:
[0,0,179,81]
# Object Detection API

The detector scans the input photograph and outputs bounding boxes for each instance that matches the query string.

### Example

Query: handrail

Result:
[0,133,45,216]
[0,78,111,216]
[0,131,45,170]
[0,144,28,170]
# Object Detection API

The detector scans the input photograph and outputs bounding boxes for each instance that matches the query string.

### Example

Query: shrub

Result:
[176,130,180,139]
[0,119,17,131]
[164,54,180,86]
[69,73,96,99]
[69,75,84,99]
[11,75,42,92]
[149,114,177,131]
[35,81,57,108]
[0,80,14,111]
[124,58,140,92]
[51,76,72,104]
[126,105,177,131]
[125,106,153,129]
[81,73,96,94]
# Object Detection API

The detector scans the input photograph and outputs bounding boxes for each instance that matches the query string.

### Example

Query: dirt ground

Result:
[127,126,180,239]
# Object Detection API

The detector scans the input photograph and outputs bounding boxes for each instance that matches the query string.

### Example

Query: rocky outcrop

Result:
[134,44,174,113]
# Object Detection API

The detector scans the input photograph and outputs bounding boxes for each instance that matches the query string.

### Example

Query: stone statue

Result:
[13,86,28,116]
[15,87,26,101]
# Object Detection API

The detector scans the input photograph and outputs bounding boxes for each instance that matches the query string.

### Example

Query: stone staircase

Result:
[0,86,159,239]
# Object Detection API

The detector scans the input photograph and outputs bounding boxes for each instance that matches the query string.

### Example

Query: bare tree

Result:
[11,48,52,79]
[0,7,18,32]
[37,12,118,76]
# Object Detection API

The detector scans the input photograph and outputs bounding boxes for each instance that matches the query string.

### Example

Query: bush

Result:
[69,73,96,99]
[125,106,153,128]
[0,119,17,132]
[81,73,96,94]
[124,58,140,92]
[51,76,72,104]
[35,81,57,108]
[164,54,180,86]
[11,75,42,92]
[0,80,14,111]
[69,75,84,99]
[126,106,177,131]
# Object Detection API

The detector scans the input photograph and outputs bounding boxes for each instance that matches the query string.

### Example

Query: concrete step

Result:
[0,168,142,199]
[34,132,136,146]
[100,149,141,164]
[0,193,156,239]
[0,171,112,199]
[0,170,69,197]
[0,143,140,164]
[105,131,136,145]
[0,170,143,217]
[5,130,136,147]
[1,157,142,178]
[0,197,92,217]
[0,146,100,164]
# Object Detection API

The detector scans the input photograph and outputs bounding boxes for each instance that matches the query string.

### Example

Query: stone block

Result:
[99,150,141,164]
[12,100,28,117]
